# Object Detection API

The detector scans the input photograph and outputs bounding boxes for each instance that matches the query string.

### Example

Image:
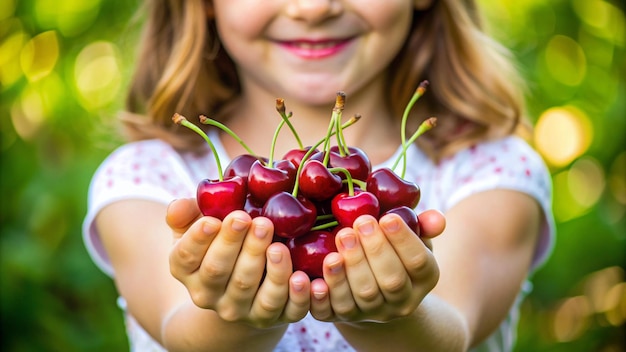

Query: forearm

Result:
[335,294,470,352]
[161,301,288,352]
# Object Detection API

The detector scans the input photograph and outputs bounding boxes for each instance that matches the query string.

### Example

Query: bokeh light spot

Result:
[534,106,593,168]
[11,86,45,141]
[20,30,59,82]
[34,0,102,37]
[0,24,27,88]
[553,170,589,222]
[573,0,626,45]
[567,157,605,209]
[10,74,65,141]
[74,41,122,110]
[543,35,587,86]
[551,295,592,342]
[583,266,624,313]
[604,282,626,326]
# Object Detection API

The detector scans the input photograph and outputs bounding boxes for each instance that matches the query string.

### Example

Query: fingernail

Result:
[382,218,400,233]
[202,221,214,235]
[328,261,343,275]
[232,218,248,231]
[340,233,356,249]
[313,291,326,300]
[254,224,268,239]
[268,250,282,263]
[292,280,305,292]
[357,221,374,236]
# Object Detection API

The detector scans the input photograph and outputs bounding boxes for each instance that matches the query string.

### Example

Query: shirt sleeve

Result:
[443,137,556,270]
[82,140,197,276]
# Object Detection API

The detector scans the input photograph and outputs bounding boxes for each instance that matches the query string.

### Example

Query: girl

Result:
[83,0,555,351]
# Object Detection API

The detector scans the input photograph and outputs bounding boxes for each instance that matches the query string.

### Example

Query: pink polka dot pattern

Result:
[83,134,554,352]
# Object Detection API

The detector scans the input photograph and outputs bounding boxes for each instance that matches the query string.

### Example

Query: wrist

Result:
[161,301,287,352]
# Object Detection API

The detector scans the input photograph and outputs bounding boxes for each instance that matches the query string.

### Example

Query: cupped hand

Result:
[309,209,445,323]
[166,198,311,328]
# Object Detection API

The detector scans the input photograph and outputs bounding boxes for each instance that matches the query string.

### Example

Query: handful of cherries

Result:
[173,81,435,279]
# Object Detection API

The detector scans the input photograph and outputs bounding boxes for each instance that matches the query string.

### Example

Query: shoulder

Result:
[88,139,204,207]
[439,136,556,269]
[441,136,550,191]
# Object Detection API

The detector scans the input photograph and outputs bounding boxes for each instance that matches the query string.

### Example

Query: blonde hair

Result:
[121,0,530,160]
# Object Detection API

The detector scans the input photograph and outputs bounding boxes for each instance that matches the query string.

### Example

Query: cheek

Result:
[359,1,413,47]
[358,1,413,61]
[212,2,272,46]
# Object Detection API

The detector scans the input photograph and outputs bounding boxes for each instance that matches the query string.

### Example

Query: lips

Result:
[276,38,353,59]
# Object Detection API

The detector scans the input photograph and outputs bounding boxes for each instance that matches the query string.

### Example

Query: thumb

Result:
[166,198,202,236]
[417,209,446,239]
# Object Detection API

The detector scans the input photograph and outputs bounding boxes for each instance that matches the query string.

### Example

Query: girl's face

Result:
[211,0,414,105]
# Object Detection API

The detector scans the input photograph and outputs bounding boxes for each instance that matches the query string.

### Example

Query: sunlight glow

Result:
[74,41,122,110]
[535,106,593,168]
[20,30,59,82]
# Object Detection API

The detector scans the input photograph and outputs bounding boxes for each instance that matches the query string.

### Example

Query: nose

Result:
[285,0,343,24]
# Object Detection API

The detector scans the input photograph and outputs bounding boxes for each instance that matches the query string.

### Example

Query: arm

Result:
[96,199,309,351]
[312,189,541,351]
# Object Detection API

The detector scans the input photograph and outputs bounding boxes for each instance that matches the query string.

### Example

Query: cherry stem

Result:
[268,117,288,166]
[173,113,223,181]
[276,99,303,150]
[342,178,366,190]
[391,117,437,176]
[328,167,355,196]
[199,115,257,157]
[291,115,362,198]
[322,92,345,166]
[316,214,335,221]
[311,220,339,231]
[333,93,349,157]
[397,80,429,178]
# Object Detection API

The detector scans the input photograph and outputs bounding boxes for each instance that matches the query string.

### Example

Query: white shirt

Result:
[83,131,555,351]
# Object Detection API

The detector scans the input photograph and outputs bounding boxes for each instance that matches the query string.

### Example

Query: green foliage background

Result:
[1,0,624,351]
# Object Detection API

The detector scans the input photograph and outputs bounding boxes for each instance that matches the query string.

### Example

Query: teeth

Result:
[293,41,338,50]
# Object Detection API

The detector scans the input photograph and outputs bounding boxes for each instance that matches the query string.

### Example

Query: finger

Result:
[281,271,311,322]
[336,221,384,311]
[200,211,252,290]
[170,216,221,277]
[353,215,410,305]
[417,209,446,239]
[380,214,438,283]
[222,217,275,312]
[250,242,292,322]
[322,252,358,320]
[166,198,202,238]
[309,278,333,321]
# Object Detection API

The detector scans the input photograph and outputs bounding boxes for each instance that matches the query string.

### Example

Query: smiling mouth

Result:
[277,38,353,59]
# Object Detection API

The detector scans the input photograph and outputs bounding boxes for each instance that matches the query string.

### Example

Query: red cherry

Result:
[331,190,380,228]
[381,206,421,236]
[224,154,267,187]
[196,176,246,220]
[366,167,420,213]
[298,159,343,201]
[243,195,263,218]
[282,146,319,169]
[287,230,337,280]
[329,145,371,181]
[262,191,317,239]
[247,159,297,204]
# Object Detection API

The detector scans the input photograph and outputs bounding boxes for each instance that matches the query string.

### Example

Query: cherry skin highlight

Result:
[287,230,337,280]
[331,190,380,229]
[197,176,247,220]
[366,167,421,213]
[262,191,317,239]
